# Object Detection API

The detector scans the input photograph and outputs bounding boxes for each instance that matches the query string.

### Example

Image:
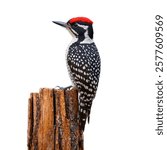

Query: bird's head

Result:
[53,17,94,39]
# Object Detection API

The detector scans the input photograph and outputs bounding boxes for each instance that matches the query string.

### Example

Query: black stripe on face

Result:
[69,27,78,36]
[70,23,86,35]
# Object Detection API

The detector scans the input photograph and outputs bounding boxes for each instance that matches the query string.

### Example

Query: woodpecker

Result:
[53,17,101,131]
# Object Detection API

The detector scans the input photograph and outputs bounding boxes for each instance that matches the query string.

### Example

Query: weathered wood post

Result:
[27,88,84,150]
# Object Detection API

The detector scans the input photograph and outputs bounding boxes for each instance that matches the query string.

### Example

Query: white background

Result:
[0,0,167,149]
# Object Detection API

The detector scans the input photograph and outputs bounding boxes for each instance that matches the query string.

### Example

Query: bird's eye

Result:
[73,23,78,28]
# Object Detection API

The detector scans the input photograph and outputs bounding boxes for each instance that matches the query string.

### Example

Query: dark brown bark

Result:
[27,88,84,150]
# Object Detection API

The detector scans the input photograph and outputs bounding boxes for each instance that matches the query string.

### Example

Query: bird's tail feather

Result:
[79,92,93,131]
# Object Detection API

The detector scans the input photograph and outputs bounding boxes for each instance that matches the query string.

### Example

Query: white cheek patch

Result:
[77,24,88,30]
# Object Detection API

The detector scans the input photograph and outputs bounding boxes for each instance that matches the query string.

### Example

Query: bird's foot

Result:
[54,86,64,90]
[64,85,73,91]
[55,85,75,91]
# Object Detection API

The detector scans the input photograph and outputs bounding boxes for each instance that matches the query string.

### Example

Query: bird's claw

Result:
[55,85,74,91]
[54,86,64,90]
[64,85,73,91]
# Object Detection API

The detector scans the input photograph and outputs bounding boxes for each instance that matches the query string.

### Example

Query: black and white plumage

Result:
[53,17,101,131]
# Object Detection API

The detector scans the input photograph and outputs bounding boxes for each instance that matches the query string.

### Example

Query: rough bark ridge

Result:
[27,88,84,150]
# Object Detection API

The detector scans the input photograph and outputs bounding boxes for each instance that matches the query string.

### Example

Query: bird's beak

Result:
[52,21,68,28]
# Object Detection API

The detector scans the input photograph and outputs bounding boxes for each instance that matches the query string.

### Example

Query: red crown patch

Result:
[69,17,93,24]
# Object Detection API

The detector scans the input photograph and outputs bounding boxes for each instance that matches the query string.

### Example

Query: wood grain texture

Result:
[27,88,84,150]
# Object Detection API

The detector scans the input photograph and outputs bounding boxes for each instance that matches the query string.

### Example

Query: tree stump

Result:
[27,88,84,150]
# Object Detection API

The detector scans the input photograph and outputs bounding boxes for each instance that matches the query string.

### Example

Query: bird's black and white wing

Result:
[67,42,101,130]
